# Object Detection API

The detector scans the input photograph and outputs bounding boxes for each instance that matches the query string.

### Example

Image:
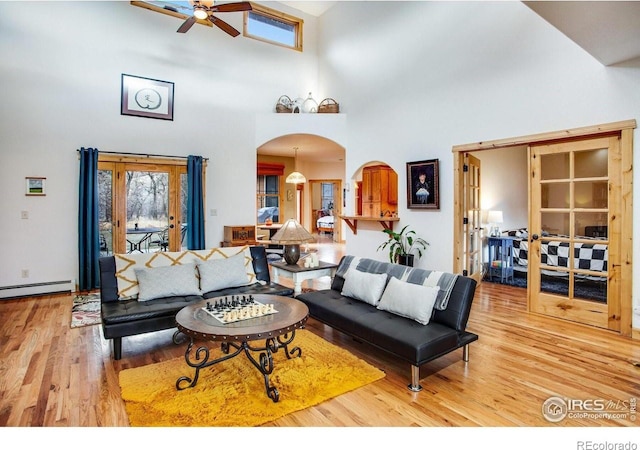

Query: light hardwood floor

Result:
[1,237,638,434]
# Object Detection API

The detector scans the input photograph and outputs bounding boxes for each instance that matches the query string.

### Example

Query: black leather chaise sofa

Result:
[296,255,478,391]
[98,246,293,360]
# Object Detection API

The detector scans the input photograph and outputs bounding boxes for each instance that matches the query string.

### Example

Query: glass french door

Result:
[529,136,620,331]
[463,154,482,283]
[98,157,187,254]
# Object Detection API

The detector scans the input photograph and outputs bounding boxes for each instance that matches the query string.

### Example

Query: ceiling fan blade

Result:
[208,15,240,37]
[212,2,252,13]
[177,16,197,33]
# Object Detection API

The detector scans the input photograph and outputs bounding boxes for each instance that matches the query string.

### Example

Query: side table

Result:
[270,260,338,296]
[487,236,515,284]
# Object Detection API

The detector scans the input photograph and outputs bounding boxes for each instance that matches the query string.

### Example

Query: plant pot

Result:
[396,254,414,267]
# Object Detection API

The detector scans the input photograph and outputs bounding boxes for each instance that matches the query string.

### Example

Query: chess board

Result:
[201,297,278,324]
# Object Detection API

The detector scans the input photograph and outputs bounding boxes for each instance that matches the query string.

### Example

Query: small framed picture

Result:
[406,159,440,210]
[26,177,46,196]
[121,74,174,120]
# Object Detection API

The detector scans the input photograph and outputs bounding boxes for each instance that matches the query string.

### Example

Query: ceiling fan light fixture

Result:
[193,7,209,20]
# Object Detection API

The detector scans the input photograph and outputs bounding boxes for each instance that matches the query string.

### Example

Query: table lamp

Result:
[487,210,503,237]
[270,218,315,265]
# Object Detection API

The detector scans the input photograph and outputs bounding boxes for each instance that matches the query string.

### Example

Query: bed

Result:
[505,228,608,280]
[257,206,279,223]
[316,210,335,234]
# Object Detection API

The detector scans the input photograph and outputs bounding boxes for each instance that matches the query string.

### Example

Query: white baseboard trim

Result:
[0,280,76,299]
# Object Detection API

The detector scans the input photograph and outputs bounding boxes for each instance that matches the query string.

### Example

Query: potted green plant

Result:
[377,225,429,266]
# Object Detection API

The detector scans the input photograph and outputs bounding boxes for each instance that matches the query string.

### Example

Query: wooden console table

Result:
[339,215,400,235]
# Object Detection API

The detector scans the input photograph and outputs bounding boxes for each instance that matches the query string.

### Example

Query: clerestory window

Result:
[244,3,303,51]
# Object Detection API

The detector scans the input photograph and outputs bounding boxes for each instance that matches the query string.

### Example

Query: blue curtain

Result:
[187,155,205,250]
[78,147,100,291]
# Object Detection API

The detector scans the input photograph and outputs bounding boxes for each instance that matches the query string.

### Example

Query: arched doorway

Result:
[256,133,346,243]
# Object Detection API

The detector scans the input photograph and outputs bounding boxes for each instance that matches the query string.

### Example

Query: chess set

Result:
[201,295,278,324]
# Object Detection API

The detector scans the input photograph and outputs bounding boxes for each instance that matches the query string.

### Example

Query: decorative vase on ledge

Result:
[302,92,318,113]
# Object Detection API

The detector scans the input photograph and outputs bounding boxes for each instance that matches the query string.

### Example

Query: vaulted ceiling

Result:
[284,1,640,66]
[524,1,640,66]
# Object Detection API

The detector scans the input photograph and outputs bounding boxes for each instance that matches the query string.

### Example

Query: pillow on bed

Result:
[134,263,201,302]
[377,276,439,325]
[505,228,528,238]
[197,252,251,293]
[341,268,388,306]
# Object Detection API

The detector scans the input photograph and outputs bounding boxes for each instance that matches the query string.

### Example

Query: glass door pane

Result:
[180,171,188,250]
[98,168,114,255]
[125,170,169,253]
[463,154,482,282]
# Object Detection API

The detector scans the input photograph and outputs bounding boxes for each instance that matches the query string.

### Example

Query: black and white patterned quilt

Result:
[511,238,608,272]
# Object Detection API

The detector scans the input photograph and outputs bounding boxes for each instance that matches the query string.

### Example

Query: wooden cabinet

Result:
[223,225,257,247]
[361,165,398,217]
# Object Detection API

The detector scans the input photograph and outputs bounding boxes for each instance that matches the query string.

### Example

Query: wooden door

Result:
[529,136,620,331]
[361,167,374,216]
[386,167,398,207]
[98,156,188,254]
[370,167,382,212]
[361,165,398,218]
[332,182,342,243]
[463,154,482,283]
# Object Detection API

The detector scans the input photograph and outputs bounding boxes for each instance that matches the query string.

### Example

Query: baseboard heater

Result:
[0,280,76,299]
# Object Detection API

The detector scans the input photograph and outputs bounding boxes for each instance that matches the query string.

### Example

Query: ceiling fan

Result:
[177,0,252,37]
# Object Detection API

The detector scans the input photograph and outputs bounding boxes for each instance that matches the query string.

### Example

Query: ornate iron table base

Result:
[175,331,302,402]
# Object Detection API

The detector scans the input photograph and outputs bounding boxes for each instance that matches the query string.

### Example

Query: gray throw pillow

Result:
[377,276,439,325]
[341,268,388,306]
[134,263,201,302]
[197,252,251,293]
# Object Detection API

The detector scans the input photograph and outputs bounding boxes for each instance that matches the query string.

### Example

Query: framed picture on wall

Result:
[25,177,46,196]
[121,74,174,120]
[406,159,439,210]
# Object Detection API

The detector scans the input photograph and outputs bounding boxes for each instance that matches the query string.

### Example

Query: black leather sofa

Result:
[98,246,293,360]
[296,256,478,391]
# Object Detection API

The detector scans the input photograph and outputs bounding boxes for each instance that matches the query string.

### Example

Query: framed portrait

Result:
[121,74,174,120]
[26,177,46,196]
[406,159,439,210]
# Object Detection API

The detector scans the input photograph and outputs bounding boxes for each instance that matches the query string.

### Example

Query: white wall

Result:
[317,1,640,326]
[475,146,529,232]
[0,0,320,288]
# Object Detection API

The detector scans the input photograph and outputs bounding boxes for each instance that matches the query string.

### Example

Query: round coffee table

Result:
[174,294,308,402]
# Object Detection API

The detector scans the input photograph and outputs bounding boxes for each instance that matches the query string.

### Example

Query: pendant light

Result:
[285,147,306,184]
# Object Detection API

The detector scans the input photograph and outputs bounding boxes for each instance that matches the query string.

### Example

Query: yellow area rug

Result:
[119,330,385,427]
